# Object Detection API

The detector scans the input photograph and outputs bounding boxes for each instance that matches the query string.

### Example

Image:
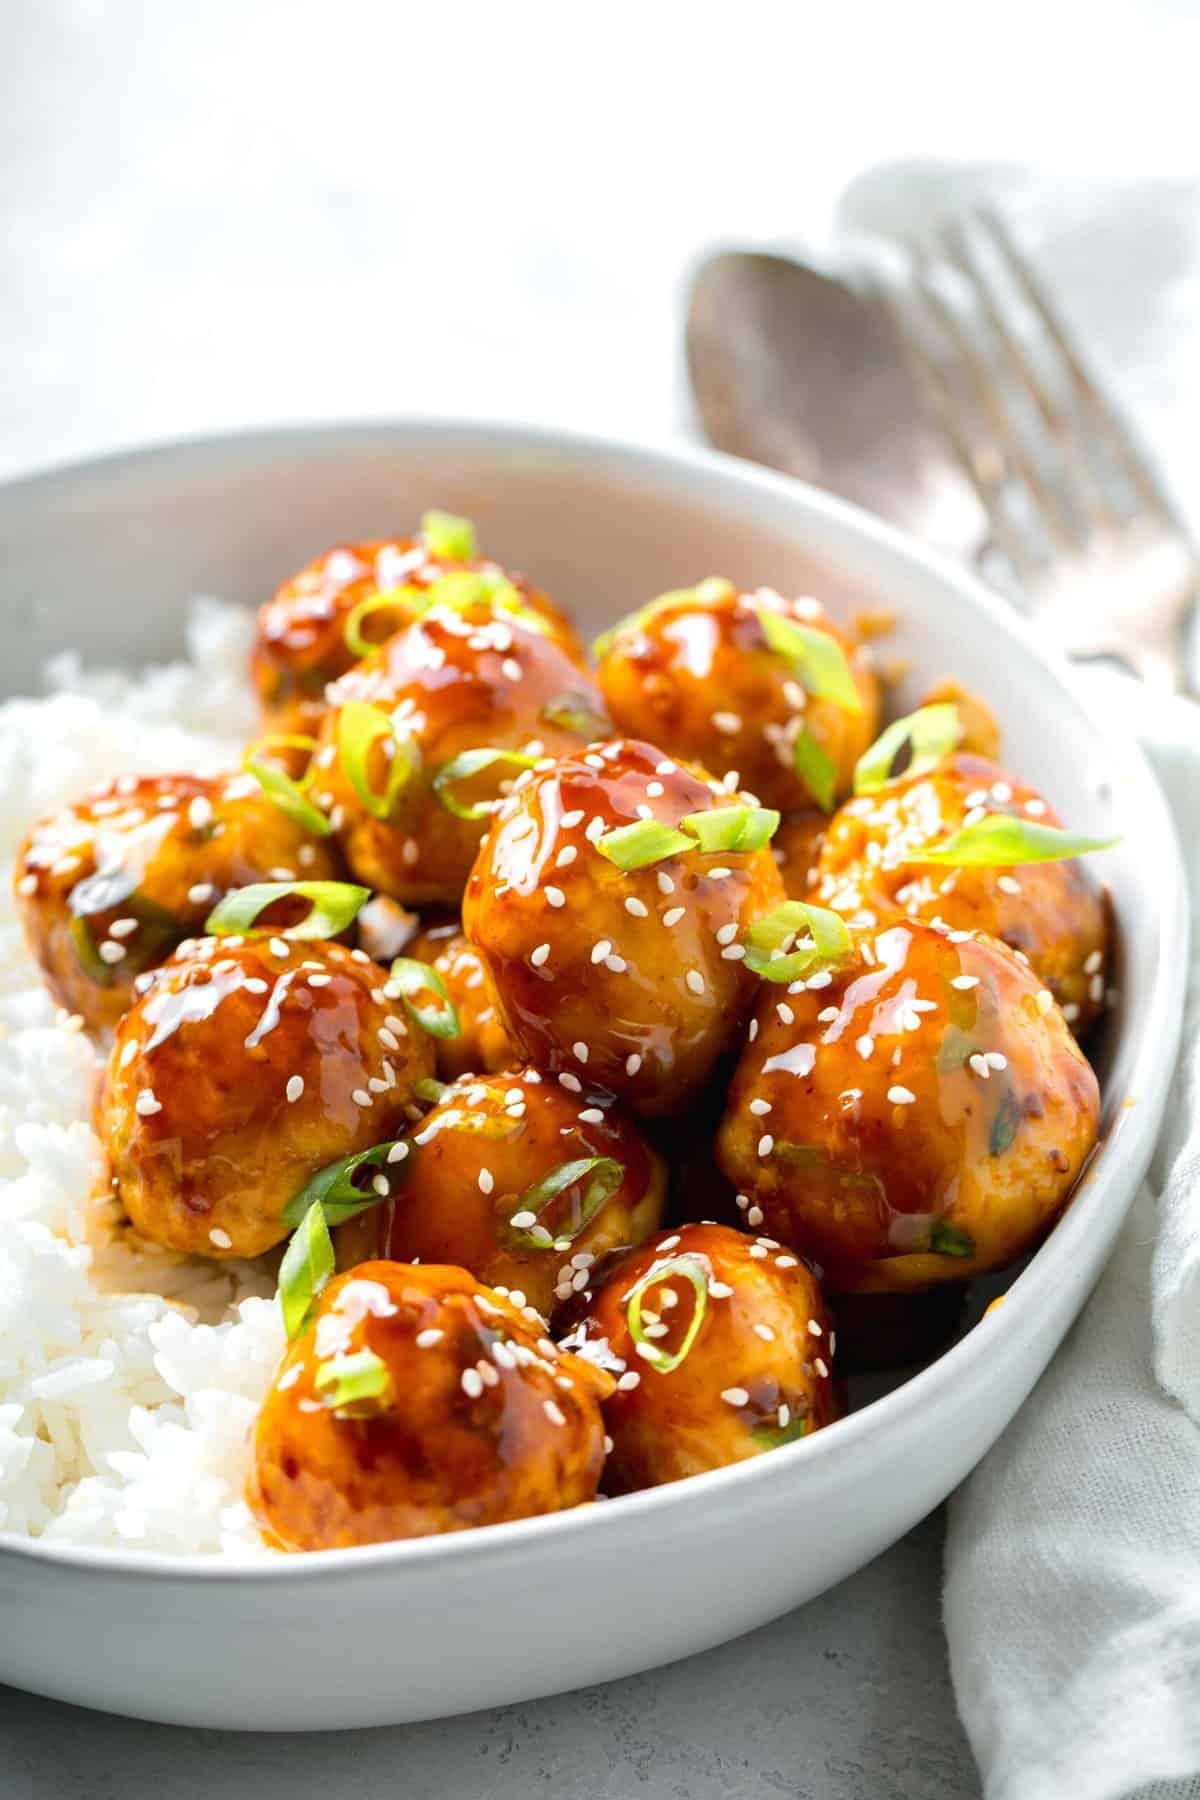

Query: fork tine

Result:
[940,214,1124,535]
[977,205,1187,534]
[907,243,1084,556]
[876,278,1043,588]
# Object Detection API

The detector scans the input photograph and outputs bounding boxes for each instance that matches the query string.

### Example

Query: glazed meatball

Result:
[339,1067,667,1318]
[814,751,1109,1029]
[462,738,786,1117]
[596,581,879,812]
[560,1223,837,1492]
[309,599,607,907]
[716,917,1100,1293]
[404,919,517,1080]
[773,811,828,900]
[14,772,339,1034]
[98,936,433,1259]
[250,1261,612,1549]
[252,529,582,738]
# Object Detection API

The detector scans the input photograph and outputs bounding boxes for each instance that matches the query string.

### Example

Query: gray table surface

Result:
[0,1513,976,1800]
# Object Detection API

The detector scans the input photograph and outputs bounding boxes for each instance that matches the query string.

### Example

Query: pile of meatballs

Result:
[14,514,1107,1552]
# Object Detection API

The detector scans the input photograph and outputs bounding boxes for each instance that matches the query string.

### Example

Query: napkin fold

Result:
[834,168,1200,1799]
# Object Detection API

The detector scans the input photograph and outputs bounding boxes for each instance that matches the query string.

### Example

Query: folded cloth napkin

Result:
[836,168,1200,1799]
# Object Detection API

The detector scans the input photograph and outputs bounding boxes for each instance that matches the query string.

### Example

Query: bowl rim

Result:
[0,415,1186,1584]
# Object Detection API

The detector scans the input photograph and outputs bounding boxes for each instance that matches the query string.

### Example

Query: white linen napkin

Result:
[836,168,1200,1799]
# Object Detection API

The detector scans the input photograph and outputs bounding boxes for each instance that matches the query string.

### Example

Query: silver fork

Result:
[878,207,1199,692]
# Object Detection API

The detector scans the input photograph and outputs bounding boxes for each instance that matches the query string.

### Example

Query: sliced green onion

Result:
[415,1076,449,1105]
[988,1087,1021,1158]
[432,748,540,822]
[278,1203,335,1340]
[281,1141,412,1228]
[244,736,333,837]
[596,819,693,870]
[853,703,961,794]
[389,956,461,1039]
[752,1414,811,1451]
[68,880,178,986]
[759,611,863,714]
[337,700,418,821]
[793,729,838,813]
[314,1347,393,1413]
[625,1255,709,1375]
[205,880,370,940]
[929,1219,976,1258]
[421,509,477,562]
[541,690,609,737]
[505,1157,624,1250]
[413,569,549,635]
[911,815,1120,866]
[744,899,852,983]
[681,804,780,854]
[592,577,736,659]
[343,589,422,659]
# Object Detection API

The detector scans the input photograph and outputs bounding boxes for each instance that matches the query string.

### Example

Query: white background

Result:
[2,4,1198,1796]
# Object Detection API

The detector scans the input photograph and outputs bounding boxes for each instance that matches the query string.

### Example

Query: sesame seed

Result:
[590,939,613,964]
[555,845,578,868]
[856,1035,874,1059]
[662,907,685,927]
[98,941,127,965]
[1025,798,1047,817]
[721,1386,749,1407]
[585,816,605,843]
[950,975,979,990]
[461,1369,484,1399]
[1084,950,1103,974]
[625,1053,642,1076]
[807,1319,823,1337]
[776,1003,794,1025]
[119,1040,138,1068]
[625,897,648,918]
[1063,1002,1081,1022]
[757,1134,774,1157]
[754,1323,776,1342]
[559,1073,582,1093]
[888,1085,915,1105]
[635,804,653,821]
[187,796,213,830]
[572,1041,589,1063]
[968,1053,991,1080]
[531,943,551,967]
[655,760,676,775]
[713,712,742,734]
[372,1174,390,1197]
[579,1107,605,1124]
[709,867,732,880]
[947,929,973,943]
[510,1210,537,1229]
[646,781,664,798]
[747,1205,763,1226]
[818,1005,838,1022]
[478,1168,494,1195]
[686,971,705,995]
[135,1089,161,1117]
[722,944,746,960]
[748,1019,759,1042]
[561,809,585,828]
[657,871,675,894]
[309,972,332,987]
[416,1328,443,1349]
[616,1371,641,1391]
[269,936,290,958]
[777,1403,790,1427]
[709,1280,733,1298]
[991,782,1013,803]
[985,1051,1008,1071]
[286,1075,305,1104]
[776,1254,798,1268]
[244,977,269,995]
[352,1088,371,1107]
[543,1400,566,1426]
[502,657,522,682]
[749,1098,772,1116]
[997,875,1022,896]
[109,917,138,939]
[807,969,833,989]
[716,922,738,945]
[546,887,565,908]
[209,1227,233,1249]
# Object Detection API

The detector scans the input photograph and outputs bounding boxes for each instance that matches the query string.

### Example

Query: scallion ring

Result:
[278,1202,335,1340]
[414,1076,449,1105]
[743,898,852,984]
[336,700,419,821]
[910,816,1119,866]
[625,1255,709,1375]
[592,577,736,659]
[342,589,422,659]
[421,509,477,563]
[313,1347,393,1414]
[853,703,962,794]
[504,1156,624,1250]
[244,736,333,837]
[388,957,461,1039]
[281,1140,412,1228]
[205,880,370,940]
[431,748,540,821]
[596,819,693,870]
[541,690,609,737]
[680,804,780,854]
[792,729,838,813]
[759,610,863,714]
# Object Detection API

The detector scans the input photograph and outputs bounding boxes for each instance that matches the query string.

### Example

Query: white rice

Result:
[0,600,286,1556]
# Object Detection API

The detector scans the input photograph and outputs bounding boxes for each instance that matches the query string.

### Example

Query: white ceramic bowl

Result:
[0,422,1185,1731]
